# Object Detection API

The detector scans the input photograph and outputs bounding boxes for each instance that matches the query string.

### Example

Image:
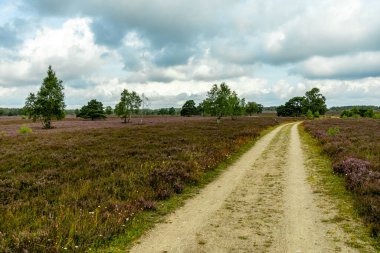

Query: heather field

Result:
[304,118,380,237]
[0,116,290,252]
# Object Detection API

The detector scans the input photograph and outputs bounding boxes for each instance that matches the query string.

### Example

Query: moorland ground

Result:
[0,115,291,252]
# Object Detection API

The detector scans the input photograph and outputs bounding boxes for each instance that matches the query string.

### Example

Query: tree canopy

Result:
[202,83,244,119]
[180,100,197,117]
[245,102,263,116]
[77,99,106,120]
[24,66,65,129]
[114,89,142,123]
[277,88,327,117]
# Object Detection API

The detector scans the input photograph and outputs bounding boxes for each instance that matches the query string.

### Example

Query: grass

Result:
[0,116,294,252]
[299,124,379,251]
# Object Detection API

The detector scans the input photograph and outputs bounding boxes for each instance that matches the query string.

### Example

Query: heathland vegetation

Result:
[0,116,292,251]
[304,119,380,237]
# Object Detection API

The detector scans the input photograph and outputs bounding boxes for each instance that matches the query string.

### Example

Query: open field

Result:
[0,116,212,136]
[304,118,380,238]
[0,116,292,252]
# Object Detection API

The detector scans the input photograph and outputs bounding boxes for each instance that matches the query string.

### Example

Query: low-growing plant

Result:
[326,127,340,136]
[304,118,380,238]
[18,125,32,134]
[0,117,295,251]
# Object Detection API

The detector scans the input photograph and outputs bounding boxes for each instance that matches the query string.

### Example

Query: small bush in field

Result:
[326,127,340,136]
[18,125,32,134]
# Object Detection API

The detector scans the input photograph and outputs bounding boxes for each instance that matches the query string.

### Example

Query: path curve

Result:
[130,123,361,253]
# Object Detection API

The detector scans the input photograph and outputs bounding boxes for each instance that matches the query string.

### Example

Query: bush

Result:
[326,127,340,136]
[333,158,371,190]
[306,109,314,120]
[18,125,33,134]
[314,111,320,118]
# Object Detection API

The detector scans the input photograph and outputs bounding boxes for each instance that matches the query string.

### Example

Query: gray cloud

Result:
[291,52,380,79]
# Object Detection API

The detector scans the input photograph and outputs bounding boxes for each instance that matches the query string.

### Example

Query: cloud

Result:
[292,52,380,79]
[0,18,112,88]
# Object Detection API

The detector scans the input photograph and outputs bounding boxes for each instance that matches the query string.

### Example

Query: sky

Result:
[0,0,379,109]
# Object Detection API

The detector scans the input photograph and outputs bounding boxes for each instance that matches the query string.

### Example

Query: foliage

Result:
[326,127,340,136]
[276,96,304,117]
[304,119,380,237]
[105,106,113,115]
[277,88,327,117]
[115,89,142,123]
[0,117,293,251]
[341,108,377,119]
[168,107,176,116]
[77,99,106,120]
[0,109,3,116]
[18,125,33,134]
[202,83,245,119]
[306,109,314,120]
[245,102,263,116]
[180,100,198,117]
[23,66,66,129]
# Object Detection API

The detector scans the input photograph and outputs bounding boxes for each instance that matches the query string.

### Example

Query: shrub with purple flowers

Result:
[305,118,380,237]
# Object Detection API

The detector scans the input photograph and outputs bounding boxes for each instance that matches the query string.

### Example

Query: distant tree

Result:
[105,106,113,115]
[24,66,65,129]
[302,87,327,115]
[245,102,263,116]
[203,83,232,119]
[180,100,197,117]
[77,99,106,120]
[158,108,169,115]
[277,88,327,118]
[197,102,205,116]
[115,89,142,123]
[229,92,245,119]
[168,107,176,116]
[276,96,304,117]
[0,108,3,116]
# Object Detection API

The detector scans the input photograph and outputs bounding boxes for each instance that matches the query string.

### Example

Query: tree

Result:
[180,100,197,117]
[0,108,3,116]
[115,89,142,123]
[245,102,263,116]
[105,106,113,115]
[276,96,304,117]
[168,107,176,116]
[203,83,232,119]
[229,92,245,119]
[277,88,327,117]
[302,87,327,115]
[77,99,106,120]
[24,66,65,129]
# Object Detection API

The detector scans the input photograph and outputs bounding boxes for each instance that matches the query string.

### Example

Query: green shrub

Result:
[306,109,314,120]
[372,113,380,119]
[314,111,320,118]
[326,127,340,136]
[18,125,33,134]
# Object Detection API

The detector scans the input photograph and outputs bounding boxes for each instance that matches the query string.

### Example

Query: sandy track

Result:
[130,123,360,252]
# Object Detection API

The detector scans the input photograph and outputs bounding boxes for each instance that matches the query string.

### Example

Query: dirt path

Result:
[130,123,362,253]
